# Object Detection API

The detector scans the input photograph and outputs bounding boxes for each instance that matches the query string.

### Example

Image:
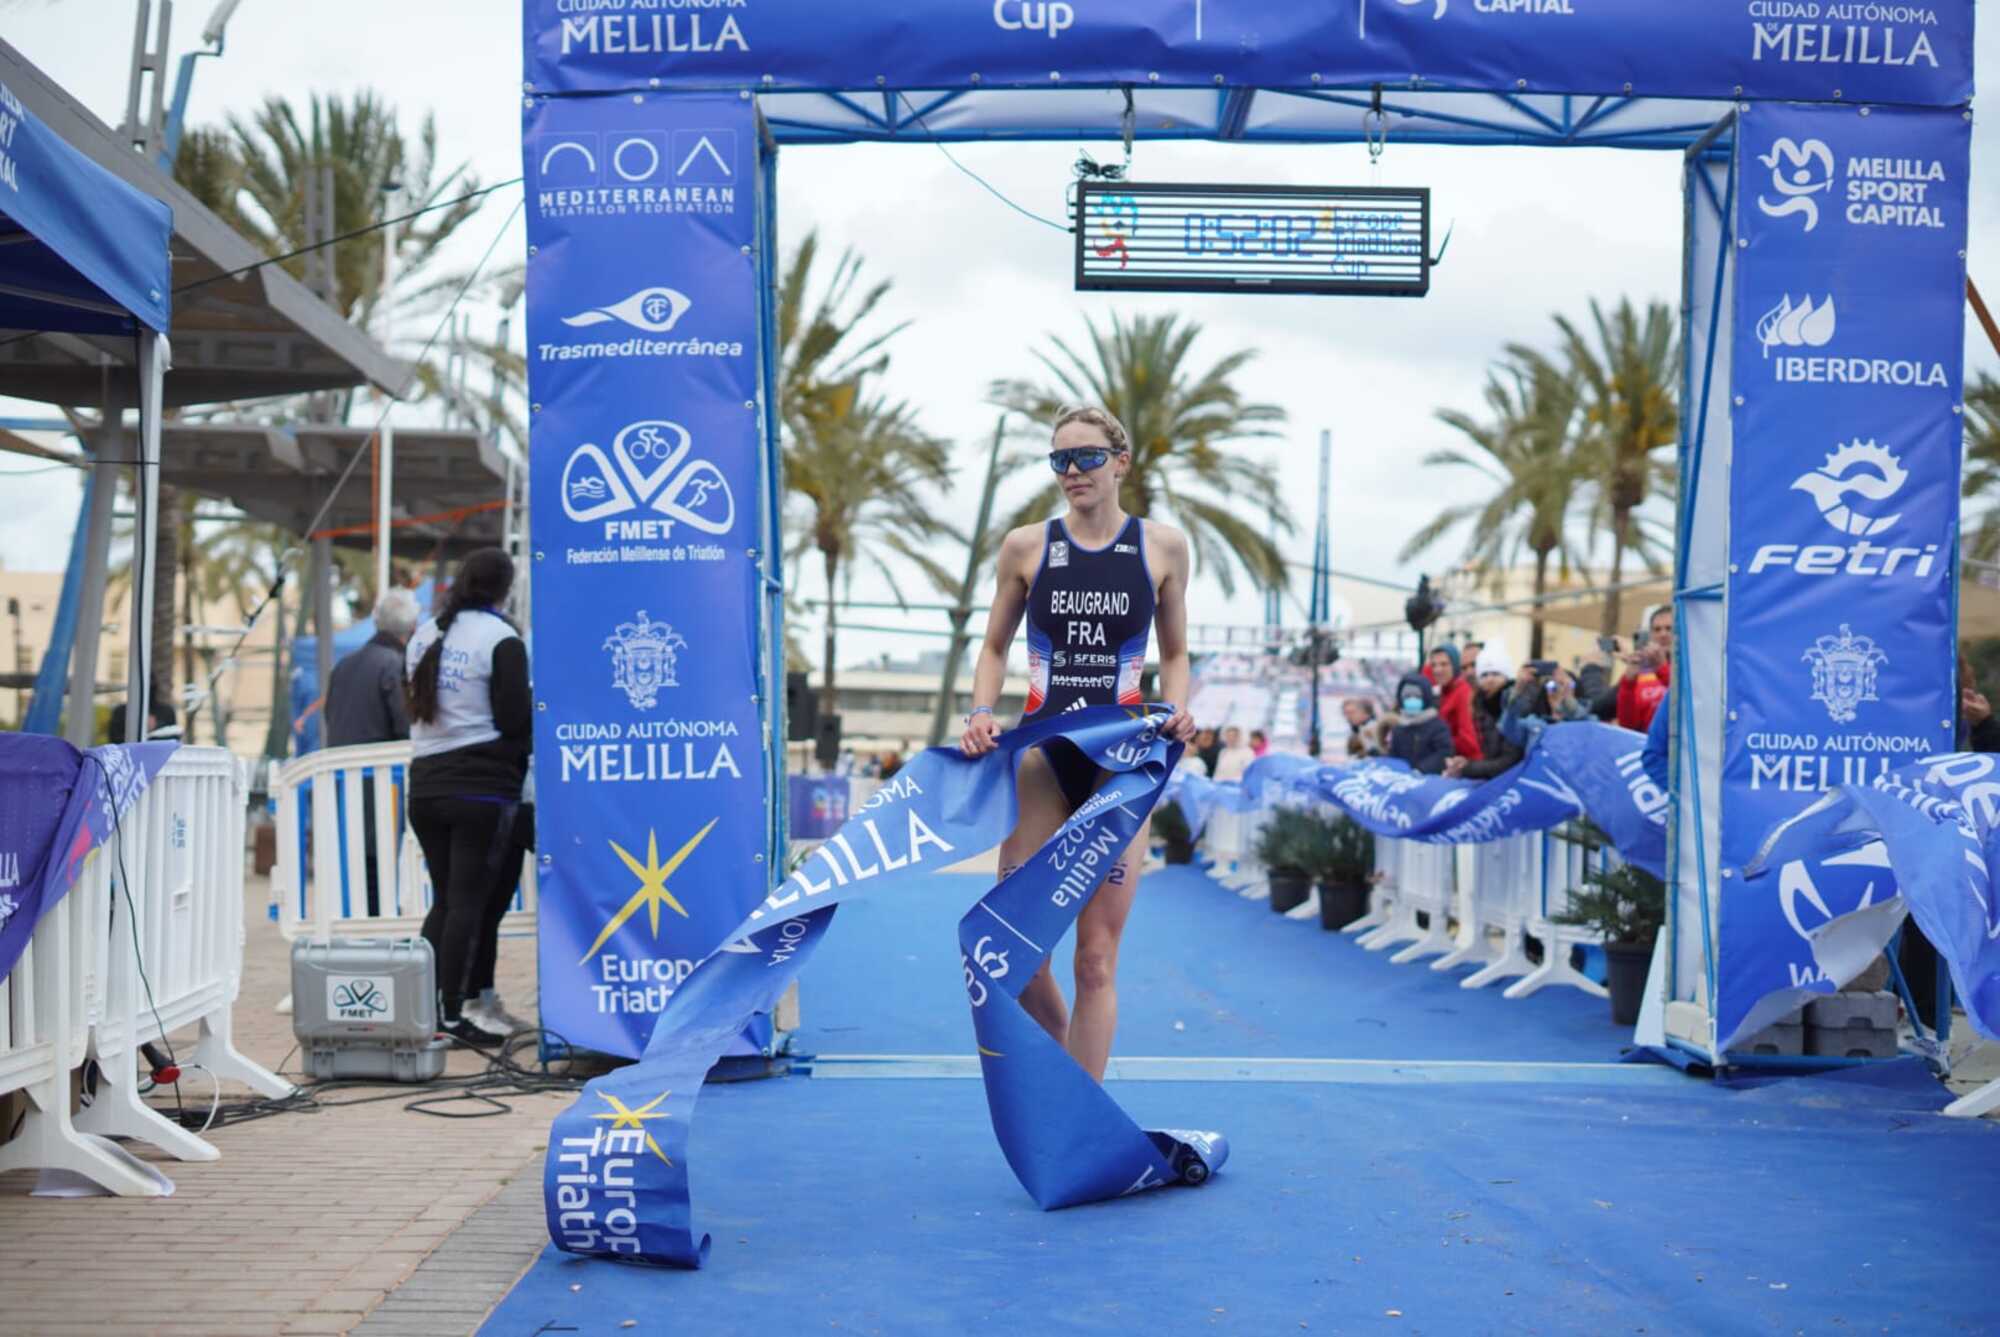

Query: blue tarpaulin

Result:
[0,76,170,334]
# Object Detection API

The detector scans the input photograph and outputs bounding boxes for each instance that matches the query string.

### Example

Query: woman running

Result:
[959,406,1196,1080]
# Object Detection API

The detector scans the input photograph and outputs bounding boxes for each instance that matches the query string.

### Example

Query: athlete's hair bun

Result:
[1051,404,1131,454]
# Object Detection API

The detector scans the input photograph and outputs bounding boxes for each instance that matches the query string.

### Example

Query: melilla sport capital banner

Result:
[523,90,768,1058]
[1718,102,1970,1048]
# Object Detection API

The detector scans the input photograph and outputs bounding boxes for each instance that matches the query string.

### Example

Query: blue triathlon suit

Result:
[1019,514,1156,809]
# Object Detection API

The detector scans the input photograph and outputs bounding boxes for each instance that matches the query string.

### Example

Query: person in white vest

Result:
[404,549,532,1044]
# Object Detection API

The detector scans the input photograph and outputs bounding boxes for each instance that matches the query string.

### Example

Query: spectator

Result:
[1425,644,1483,761]
[879,750,904,781]
[1459,640,1484,668]
[1213,725,1256,782]
[1446,643,1522,780]
[106,697,180,744]
[1194,726,1222,777]
[1384,672,1453,775]
[1614,606,1675,731]
[1500,663,1591,751]
[405,549,531,1044]
[326,588,420,915]
[1342,697,1384,758]
[1249,728,1269,758]
[1960,656,2000,751]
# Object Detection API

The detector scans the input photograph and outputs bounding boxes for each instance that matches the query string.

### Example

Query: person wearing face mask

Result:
[1384,672,1453,774]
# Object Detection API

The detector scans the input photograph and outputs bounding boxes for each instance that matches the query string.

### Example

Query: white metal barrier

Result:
[0,746,289,1196]
[1503,828,1610,1001]
[273,740,538,946]
[1457,835,1540,989]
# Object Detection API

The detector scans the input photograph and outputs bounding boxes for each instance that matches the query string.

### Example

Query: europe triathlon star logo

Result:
[579,819,720,964]
[590,1088,675,1165]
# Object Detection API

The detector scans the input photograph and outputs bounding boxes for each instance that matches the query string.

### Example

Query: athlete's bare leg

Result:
[1000,748,1072,1045]
[1065,818,1147,1081]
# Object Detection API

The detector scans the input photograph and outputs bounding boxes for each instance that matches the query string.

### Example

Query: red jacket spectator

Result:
[1616,656,1671,731]
[1424,645,1483,761]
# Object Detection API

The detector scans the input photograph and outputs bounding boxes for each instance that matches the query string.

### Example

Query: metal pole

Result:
[313,534,336,730]
[1307,428,1331,759]
[125,335,168,741]
[65,394,126,747]
[375,425,394,599]
[928,417,1006,747]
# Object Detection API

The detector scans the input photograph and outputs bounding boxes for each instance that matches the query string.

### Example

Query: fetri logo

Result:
[1747,439,1939,579]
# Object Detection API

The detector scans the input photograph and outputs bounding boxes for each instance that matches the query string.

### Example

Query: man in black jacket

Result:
[326,588,420,915]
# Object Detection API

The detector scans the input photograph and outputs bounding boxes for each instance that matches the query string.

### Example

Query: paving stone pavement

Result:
[0,874,564,1336]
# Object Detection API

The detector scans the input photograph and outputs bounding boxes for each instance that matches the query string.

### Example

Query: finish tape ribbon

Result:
[543,705,1227,1267]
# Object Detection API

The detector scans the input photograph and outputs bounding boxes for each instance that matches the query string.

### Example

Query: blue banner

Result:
[523,2,1972,108]
[0,736,177,983]
[1719,103,1971,1048]
[787,775,852,841]
[524,89,771,1058]
[544,707,1227,1267]
[1744,753,2000,1045]
[1168,723,1667,876]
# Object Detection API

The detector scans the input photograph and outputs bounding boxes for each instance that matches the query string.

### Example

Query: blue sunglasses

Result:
[1049,447,1113,474]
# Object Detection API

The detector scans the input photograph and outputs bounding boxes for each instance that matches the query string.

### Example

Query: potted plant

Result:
[1306,813,1376,931]
[1252,806,1318,914]
[1151,796,1196,865]
[1553,859,1666,1026]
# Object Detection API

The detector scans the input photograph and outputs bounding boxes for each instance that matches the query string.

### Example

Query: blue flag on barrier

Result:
[1168,723,1666,877]
[544,707,1228,1267]
[1743,753,2000,1046]
[0,736,177,985]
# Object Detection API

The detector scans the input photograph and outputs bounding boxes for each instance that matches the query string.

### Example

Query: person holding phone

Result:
[1500,660,1592,751]
[1612,606,1674,731]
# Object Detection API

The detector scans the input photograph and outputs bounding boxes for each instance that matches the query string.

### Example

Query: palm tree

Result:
[785,394,957,716]
[1403,357,1587,659]
[1961,373,2000,561]
[1519,298,1680,636]
[990,313,1292,596]
[774,232,952,713]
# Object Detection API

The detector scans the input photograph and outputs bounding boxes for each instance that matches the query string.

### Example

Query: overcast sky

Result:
[2,1,1994,666]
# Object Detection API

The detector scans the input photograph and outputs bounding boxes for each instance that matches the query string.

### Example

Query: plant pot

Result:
[1316,880,1369,931]
[1268,868,1311,914]
[1162,836,1195,865]
[1604,940,1654,1027]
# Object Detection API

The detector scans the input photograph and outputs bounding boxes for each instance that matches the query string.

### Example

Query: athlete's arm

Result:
[961,526,1036,756]
[1148,522,1198,745]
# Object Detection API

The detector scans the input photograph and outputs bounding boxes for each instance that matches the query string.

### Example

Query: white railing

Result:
[1503,827,1610,1001]
[272,740,537,946]
[0,746,290,1196]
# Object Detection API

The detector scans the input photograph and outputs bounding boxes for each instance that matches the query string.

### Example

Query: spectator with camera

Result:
[1500,658,1592,751]
[1608,605,1674,731]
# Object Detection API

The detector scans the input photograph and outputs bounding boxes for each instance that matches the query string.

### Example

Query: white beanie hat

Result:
[1473,643,1517,680]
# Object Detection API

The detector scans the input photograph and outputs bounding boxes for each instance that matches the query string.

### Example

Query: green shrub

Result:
[1300,812,1375,886]
[1251,806,1320,875]
[1553,860,1666,947]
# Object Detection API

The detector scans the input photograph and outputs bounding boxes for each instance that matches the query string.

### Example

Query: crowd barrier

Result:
[271,740,538,952]
[1199,812,1611,1005]
[0,746,290,1196]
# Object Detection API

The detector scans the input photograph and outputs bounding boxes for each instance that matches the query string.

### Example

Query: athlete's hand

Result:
[960,712,1002,757]
[1159,705,1197,746]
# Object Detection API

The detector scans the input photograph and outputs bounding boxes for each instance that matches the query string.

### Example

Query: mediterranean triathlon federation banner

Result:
[1719,104,1971,1050]
[523,2,1971,108]
[523,90,769,1058]
[1168,722,1667,877]
[0,736,176,984]
[544,708,1227,1267]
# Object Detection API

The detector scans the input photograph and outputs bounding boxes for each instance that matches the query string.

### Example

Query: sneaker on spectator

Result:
[467,991,528,1035]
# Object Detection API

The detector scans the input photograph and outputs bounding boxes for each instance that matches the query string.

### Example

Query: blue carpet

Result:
[793,865,1621,1062]
[483,1065,2000,1336]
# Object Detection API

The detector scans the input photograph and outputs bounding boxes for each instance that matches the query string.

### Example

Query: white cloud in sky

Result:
[0,1,1994,665]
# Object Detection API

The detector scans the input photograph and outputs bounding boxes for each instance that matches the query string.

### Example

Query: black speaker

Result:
[814,713,843,769]
[787,671,818,742]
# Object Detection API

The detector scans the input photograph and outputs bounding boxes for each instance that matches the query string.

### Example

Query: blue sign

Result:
[544,708,1227,1267]
[523,2,1972,108]
[787,775,852,841]
[524,90,770,1059]
[0,737,177,984]
[1718,103,1971,1048]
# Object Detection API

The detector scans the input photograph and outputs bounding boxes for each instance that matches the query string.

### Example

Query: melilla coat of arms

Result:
[605,611,688,710]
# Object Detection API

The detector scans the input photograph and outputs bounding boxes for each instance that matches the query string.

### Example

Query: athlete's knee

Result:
[1073,943,1118,992]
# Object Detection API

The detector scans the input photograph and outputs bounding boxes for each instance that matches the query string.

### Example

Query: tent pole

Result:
[64,388,127,747]
[124,333,167,742]
[375,424,394,599]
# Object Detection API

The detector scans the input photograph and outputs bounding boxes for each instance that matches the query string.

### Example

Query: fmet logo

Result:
[1748,439,1939,579]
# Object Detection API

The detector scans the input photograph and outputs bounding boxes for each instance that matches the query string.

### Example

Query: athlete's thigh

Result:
[999,746,1071,881]
[1076,813,1148,952]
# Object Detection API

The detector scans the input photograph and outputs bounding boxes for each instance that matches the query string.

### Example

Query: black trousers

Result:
[468,805,531,998]
[410,796,514,1016]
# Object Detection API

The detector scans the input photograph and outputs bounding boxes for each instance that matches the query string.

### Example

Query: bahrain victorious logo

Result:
[1790,440,1909,538]
[1757,137,1836,232]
